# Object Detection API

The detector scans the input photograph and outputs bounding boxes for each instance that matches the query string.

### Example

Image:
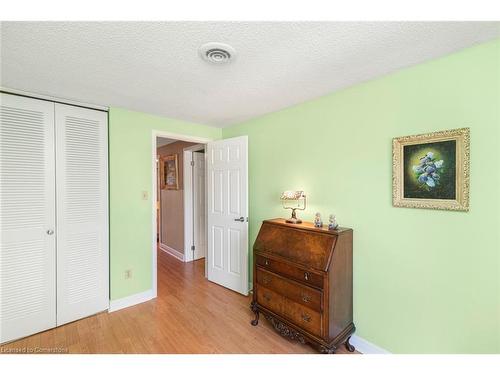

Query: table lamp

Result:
[281,191,306,224]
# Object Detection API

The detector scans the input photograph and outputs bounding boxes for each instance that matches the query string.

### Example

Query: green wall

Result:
[223,39,500,353]
[109,108,221,300]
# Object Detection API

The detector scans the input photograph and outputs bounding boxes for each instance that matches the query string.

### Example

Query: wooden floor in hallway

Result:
[1,247,356,354]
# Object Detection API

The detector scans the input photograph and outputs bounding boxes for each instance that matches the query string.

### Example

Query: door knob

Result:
[234,217,245,222]
[46,229,54,235]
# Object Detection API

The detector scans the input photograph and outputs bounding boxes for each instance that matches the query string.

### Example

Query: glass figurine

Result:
[328,214,339,230]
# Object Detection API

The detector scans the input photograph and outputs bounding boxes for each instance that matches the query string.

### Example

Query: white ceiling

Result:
[1,22,499,127]
[156,137,177,147]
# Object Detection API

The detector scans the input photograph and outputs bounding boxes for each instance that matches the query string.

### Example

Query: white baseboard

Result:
[350,334,390,354]
[159,243,184,261]
[108,289,154,313]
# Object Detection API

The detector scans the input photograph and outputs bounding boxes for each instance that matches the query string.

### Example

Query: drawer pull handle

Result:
[264,259,270,266]
[263,293,271,302]
[301,293,311,303]
[304,272,310,281]
[301,313,311,322]
[262,276,271,284]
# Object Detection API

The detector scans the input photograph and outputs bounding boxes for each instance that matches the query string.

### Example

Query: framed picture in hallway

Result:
[392,127,470,211]
[160,154,179,190]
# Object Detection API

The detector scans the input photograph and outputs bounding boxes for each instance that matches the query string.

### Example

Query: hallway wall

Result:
[157,141,197,253]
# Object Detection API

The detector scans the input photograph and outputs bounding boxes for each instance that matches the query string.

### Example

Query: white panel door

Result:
[207,136,248,295]
[0,93,56,343]
[55,103,108,325]
[193,151,206,261]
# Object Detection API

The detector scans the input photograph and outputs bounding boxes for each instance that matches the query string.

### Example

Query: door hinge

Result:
[190,160,194,166]
[191,245,195,251]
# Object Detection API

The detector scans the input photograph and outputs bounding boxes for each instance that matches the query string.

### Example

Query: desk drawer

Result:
[256,254,324,289]
[256,285,284,314]
[256,267,322,311]
[284,298,323,337]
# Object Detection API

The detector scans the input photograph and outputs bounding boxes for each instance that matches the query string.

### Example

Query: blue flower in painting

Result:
[417,173,428,184]
[412,152,444,189]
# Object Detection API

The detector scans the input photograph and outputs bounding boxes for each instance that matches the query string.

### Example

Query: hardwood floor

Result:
[1,248,356,354]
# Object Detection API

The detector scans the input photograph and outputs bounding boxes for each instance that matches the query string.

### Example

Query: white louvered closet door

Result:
[0,93,56,343]
[55,103,108,326]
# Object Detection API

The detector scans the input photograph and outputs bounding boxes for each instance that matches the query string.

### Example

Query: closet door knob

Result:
[46,229,54,235]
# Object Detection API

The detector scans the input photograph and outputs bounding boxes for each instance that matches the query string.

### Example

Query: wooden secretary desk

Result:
[250,218,355,354]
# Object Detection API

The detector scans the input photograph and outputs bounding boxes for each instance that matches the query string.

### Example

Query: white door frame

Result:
[183,144,206,263]
[151,131,213,298]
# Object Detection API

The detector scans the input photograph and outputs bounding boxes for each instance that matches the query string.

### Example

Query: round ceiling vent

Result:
[199,42,236,64]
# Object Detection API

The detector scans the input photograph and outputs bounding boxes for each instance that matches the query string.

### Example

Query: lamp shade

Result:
[280,190,305,200]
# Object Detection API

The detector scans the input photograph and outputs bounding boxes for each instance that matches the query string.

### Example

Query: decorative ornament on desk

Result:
[281,191,306,224]
[328,214,339,230]
[314,212,323,228]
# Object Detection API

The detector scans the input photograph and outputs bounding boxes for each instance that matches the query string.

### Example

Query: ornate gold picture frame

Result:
[159,154,179,190]
[392,128,470,211]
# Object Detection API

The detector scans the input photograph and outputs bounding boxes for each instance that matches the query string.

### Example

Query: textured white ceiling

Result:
[1,22,499,127]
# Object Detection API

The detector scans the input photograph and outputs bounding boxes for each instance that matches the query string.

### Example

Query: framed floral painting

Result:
[392,128,470,211]
[159,154,179,190]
